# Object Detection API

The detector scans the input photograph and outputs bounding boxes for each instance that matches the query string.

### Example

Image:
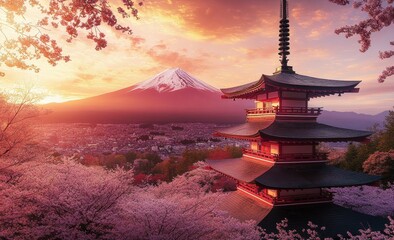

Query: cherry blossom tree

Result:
[0,159,261,240]
[329,0,394,82]
[115,189,260,240]
[362,150,394,178]
[2,157,394,239]
[0,159,134,239]
[332,184,394,216]
[260,217,394,240]
[0,0,142,76]
[0,88,40,162]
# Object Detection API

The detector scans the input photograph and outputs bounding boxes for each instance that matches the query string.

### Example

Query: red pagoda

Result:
[207,0,386,236]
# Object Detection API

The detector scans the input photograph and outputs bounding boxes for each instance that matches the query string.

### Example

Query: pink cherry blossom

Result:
[330,0,394,82]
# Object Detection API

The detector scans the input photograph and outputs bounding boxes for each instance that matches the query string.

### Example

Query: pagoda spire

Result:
[275,0,295,74]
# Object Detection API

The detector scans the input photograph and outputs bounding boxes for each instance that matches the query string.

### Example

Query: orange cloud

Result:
[143,0,278,40]
[241,46,277,59]
[130,36,146,49]
[146,44,209,73]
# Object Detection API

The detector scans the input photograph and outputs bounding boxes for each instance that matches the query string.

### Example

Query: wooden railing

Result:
[243,149,279,161]
[273,191,332,205]
[278,152,328,161]
[246,106,322,115]
[243,149,328,162]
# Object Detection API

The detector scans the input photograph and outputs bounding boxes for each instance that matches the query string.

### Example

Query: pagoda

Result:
[207,0,386,237]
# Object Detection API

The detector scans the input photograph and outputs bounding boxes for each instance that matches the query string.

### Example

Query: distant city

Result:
[36,123,247,158]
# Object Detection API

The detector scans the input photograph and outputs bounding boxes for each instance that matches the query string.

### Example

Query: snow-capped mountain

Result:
[131,68,219,93]
[42,68,253,123]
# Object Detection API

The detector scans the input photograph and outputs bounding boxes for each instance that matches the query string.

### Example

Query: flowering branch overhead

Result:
[329,0,394,82]
[0,0,143,76]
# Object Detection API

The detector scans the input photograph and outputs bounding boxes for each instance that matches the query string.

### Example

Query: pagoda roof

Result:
[221,79,262,98]
[218,191,272,222]
[221,73,360,99]
[259,121,372,141]
[266,73,360,89]
[216,120,371,142]
[255,163,380,189]
[259,203,387,238]
[214,116,275,139]
[206,157,272,182]
[216,192,386,238]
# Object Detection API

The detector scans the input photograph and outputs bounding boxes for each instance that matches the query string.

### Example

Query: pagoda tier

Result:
[207,157,379,207]
[254,163,380,189]
[221,72,360,99]
[259,202,386,238]
[217,191,386,237]
[207,158,379,189]
[216,120,372,142]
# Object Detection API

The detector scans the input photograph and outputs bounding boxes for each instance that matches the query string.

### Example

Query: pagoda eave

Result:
[254,163,381,189]
[264,73,360,89]
[258,121,372,142]
[215,118,276,140]
[259,202,387,238]
[213,132,260,141]
[219,73,361,99]
[259,135,370,143]
[206,157,272,183]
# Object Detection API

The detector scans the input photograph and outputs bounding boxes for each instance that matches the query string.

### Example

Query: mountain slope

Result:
[318,110,389,130]
[130,68,218,92]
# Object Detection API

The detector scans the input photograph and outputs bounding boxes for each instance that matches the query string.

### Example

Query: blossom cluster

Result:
[330,0,394,82]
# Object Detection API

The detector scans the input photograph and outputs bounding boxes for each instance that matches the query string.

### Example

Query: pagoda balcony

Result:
[238,184,333,206]
[272,191,333,206]
[243,149,279,161]
[243,149,328,162]
[246,106,322,116]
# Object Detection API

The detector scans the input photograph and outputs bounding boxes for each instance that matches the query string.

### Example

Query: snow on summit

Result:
[131,68,219,93]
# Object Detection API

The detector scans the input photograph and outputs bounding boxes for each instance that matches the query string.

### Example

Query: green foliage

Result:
[225,146,243,158]
[378,110,394,151]
[152,149,209,181]
[124,151,137,164]
[144,153,162,165]
[103,154,127,169]
[183,149,208,164]
[340,143,362,171]
[208,146,243,160]
[138,153,162,174]
[155,157,179,181]
[340,109,394,180]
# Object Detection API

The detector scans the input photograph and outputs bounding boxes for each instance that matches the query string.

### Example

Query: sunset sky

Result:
[2,0,393,114]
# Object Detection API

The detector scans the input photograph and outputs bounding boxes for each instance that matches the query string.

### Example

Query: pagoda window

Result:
[271,100,279,108]
[267,189,278,198]
[250,142,259,151]
[270,143,279,155]
[255,101,263,109]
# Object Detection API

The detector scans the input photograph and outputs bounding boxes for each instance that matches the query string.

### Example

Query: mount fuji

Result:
[42,68,253,123]
[130,68,219,93]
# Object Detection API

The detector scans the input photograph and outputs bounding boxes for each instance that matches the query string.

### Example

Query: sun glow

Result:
[0,0,392,114]
[39,95,71,104]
